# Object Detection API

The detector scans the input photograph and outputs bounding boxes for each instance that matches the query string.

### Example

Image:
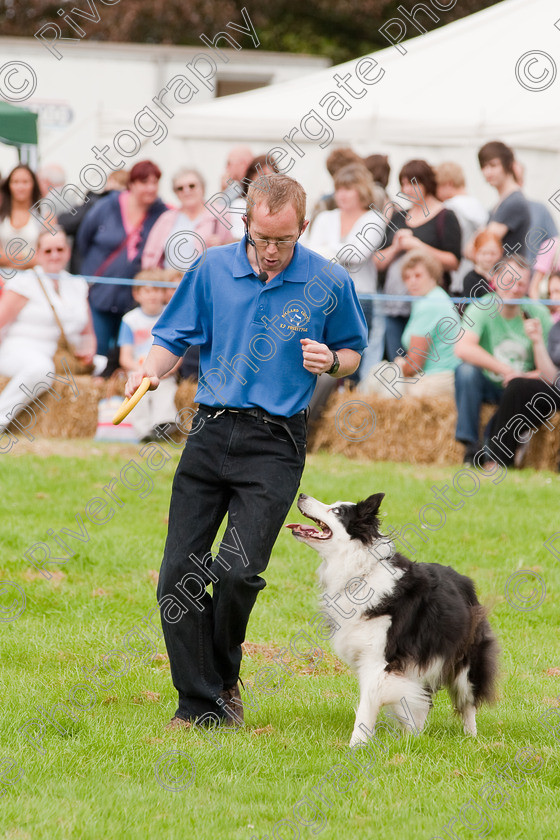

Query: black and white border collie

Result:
[287,492,498,746]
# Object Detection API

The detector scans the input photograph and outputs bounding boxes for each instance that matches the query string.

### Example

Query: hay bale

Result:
[1,372,558,470]
[524,418,560,469]
[309,387,462,464]
[310,385,560,469]
[176,378,199,409]
[0,374,200,441]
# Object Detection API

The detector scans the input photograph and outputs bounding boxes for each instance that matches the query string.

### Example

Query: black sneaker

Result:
[463,443,479,465]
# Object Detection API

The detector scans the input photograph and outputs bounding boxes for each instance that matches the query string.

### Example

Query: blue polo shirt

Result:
[152,237,368,416]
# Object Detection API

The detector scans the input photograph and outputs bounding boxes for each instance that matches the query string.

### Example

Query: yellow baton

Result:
[112,377,151,425]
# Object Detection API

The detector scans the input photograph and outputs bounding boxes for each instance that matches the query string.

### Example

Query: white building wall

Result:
[0,37,329,201]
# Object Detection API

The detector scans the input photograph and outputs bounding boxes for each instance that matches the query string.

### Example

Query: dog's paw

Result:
[349,731,369,748]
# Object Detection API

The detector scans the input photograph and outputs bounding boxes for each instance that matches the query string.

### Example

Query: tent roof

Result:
[0,101,38,147]
[172,0,560,149]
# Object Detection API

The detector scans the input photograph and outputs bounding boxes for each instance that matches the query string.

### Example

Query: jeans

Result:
[90,307,123,357]
[156,406,307,721]
[384,315,409,361]
[353,298,386,383]
[454,363,503,445]
[486,377,560,465]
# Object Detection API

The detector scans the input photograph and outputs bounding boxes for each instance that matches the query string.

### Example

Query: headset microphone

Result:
[245,225,269,283]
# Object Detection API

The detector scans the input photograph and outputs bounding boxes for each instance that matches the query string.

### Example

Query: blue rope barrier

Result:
[56,274,560,308]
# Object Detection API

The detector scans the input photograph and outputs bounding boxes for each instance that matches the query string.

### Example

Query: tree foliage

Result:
[1,0,504,63]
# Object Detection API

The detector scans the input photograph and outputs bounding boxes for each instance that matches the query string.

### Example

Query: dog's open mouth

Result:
[286,514,332,540]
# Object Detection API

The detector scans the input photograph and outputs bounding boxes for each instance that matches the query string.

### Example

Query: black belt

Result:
[197,404,308,454]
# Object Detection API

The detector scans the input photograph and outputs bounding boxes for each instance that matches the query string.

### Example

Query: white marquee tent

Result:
[169,0,560,206]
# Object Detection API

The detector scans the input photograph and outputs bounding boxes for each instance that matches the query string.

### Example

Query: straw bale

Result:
[1,374,558,469]
[308,385,560,469]
[0,374,199,441]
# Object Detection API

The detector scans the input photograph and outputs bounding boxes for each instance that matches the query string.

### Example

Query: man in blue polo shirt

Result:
[125,174,368,729]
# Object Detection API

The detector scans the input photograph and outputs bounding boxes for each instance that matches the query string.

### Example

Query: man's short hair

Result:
[246,173,307,229]
[401,249,443,285]
[478,141,515,175]
[363,154,390,188]
[325,147,362,177]
[435,161,465,189]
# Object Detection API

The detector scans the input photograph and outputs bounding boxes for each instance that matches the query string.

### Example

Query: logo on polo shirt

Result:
[281,300,310,332]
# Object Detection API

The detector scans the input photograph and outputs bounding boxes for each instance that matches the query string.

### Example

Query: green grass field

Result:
[1,442,559,840]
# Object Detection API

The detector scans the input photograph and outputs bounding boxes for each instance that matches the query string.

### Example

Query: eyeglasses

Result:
[246,229,300,251]
[43,247,66,254]
[175,183,200,192]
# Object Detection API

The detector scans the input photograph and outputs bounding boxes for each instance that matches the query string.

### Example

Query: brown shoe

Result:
[219,683,244,726]
[165,715,194,731]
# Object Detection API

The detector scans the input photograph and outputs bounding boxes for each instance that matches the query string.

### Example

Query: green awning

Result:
[0,101,38,147]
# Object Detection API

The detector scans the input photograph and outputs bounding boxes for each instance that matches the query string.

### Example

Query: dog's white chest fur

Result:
[318,551,401,670]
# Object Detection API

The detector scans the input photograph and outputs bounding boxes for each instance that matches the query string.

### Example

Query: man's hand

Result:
[125,345,181,397]
[300,338,334,375]
[125,370,159,398]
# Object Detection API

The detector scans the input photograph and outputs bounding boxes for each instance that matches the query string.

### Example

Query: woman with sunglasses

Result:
[0,228,96,440]
[0,164,43,273]
[142,168,233,271]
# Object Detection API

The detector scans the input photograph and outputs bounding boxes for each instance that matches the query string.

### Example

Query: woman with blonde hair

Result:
[304,162,385,380]
[142,168,233,269]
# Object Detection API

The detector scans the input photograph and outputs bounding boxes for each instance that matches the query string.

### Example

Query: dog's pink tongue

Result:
[285,523,316,533]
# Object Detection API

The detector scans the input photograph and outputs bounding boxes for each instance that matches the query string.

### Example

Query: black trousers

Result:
[156,407,307,721]
[486,377,560,466]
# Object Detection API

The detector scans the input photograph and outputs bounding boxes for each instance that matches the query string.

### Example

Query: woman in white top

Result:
[0,165,44,274]
[304,163,386,380]
[0,228,96,433]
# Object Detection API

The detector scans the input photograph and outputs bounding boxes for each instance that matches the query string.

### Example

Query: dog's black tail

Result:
[468,606,500,706]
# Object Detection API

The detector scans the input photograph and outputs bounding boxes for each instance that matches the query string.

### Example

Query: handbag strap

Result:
[435,208,447,245]
[33,268,69,345]
[93,214,146,278]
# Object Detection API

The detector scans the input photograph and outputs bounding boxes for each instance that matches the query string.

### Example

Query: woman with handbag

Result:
[76,160,168,366]
[0,229,96,434]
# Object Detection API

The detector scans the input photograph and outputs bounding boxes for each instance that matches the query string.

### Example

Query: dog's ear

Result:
[346,493,385,544]
[358,493,385,517]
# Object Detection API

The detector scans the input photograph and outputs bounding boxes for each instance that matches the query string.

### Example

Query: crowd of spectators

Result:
[0,138,559,464]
